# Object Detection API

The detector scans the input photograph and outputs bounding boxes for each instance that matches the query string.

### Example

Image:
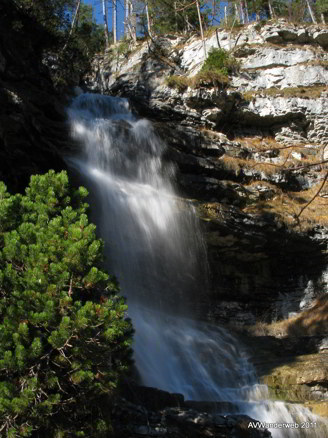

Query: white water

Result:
[67,93,327,437]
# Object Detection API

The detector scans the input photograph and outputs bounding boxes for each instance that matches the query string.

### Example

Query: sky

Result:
[83,1,225,41]
[84,0,126,39]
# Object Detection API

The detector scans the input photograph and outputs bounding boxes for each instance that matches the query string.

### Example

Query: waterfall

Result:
[67,93,327,437]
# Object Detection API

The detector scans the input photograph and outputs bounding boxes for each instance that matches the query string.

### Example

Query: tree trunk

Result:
[70,0,81,33]
[321,13,326,24]
[129,0,137,43]
[102,0,109,48]
[305,0,317,23]
[112,0,117,44]
[268,0,275,19]
[62,0,81,52]
[216,28,220,48]
[196,0,206,60]
[146,1,152,37]
[212,0,216,25]
[239,1,245,24]
[244,1,249,23]
[124,0,129,37]
[174,1,178,32]
[235,3,239,21]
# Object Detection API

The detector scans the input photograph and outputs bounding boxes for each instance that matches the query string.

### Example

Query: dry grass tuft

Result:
[234,136,281,151]
[249,295,328,338]
[165,71,229,91]
[220,155,286,175]
[243,86,327,101]
[165,75,189,92]
[191,70,229,88]
[244,179,328,230]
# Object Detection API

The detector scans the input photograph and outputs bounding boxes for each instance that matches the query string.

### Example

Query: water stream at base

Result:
[67,93,327,437]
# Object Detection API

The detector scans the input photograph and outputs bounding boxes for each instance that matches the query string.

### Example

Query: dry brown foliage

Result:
[249,295,328,338]
[243,85,327,101]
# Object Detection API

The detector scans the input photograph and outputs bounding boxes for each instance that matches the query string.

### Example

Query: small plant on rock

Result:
[201,47,240,76]
[165,75,189,92]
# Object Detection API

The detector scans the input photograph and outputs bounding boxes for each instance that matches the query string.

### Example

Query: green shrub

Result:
[165,48,238,91]
[201,47,240,76]
[116,39,131,57]
[0,170,133,437]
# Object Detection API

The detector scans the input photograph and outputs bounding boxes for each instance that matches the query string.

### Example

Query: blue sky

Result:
[83,1,224,41]
[84,0,126,39]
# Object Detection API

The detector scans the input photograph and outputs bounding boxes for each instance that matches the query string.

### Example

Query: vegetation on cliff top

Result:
[12,0,105,88]
[165,47,239,90]
[0,171,133,437]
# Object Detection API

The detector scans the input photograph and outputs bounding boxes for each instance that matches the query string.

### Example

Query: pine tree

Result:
[0,171,133,437]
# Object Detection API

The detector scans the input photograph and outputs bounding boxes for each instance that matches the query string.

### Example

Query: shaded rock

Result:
[0,0,68,192]
[313,29,328,48]
[297,29,311,43]
[262,30,283,44]
[184,400,239,414]
[0,49,5,73]
[120,383,184,411]
[111,394,272,438]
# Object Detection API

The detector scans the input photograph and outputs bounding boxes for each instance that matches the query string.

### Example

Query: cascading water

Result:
[67,93,327,437]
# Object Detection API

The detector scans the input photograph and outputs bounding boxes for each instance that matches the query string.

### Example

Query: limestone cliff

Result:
[83,22,328,414]
[85,20,328,328]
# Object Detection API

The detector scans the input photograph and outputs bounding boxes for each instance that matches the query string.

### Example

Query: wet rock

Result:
[305,401,328,417]
[120,383,184,411]
[259,353,328,405]
[111,390,272,438]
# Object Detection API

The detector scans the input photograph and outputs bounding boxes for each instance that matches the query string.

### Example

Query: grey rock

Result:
[241,47,316,69]
[262,30,283,44]
[319,338,328,352]
[313,29,328,48]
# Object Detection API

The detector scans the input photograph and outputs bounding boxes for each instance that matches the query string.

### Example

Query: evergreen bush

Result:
[201,47,240,76]
[0,170,133,437]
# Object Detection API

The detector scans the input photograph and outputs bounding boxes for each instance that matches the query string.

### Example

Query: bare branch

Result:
[296,171,328,220]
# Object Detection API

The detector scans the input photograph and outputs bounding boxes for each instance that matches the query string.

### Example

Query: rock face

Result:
[0,0,68,192]
[242,333,328,417]
[85,20,328,327]
[111,384,271,438]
